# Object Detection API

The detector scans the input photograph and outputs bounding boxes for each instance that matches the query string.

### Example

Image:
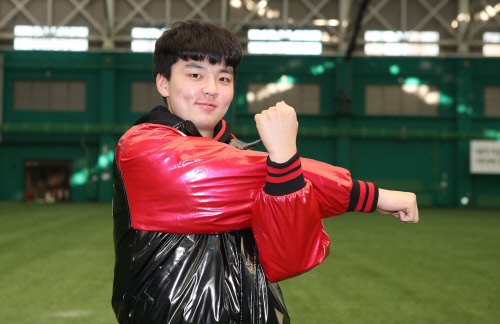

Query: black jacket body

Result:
[112,107,290,324]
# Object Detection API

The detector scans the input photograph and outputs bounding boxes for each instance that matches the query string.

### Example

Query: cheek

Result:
[223,88,234,103]
[180,87,197,98]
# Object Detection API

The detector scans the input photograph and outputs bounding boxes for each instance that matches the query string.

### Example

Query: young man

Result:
[112,20,418,324]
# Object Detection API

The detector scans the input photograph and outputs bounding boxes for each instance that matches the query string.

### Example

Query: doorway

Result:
[24,159,71,202]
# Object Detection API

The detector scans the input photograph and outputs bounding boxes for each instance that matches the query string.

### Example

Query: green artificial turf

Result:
[0,202,499,323]
[0,202,115,324]
[280,208,500,324]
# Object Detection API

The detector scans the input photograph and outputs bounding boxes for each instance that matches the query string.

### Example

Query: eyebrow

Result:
[184,62,234,75]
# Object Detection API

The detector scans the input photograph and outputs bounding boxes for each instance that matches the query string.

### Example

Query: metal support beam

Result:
[0,0,497,55]
[58,0,92,27]
[299,0,328,22]
[184,0,211,21]
[47,0,53,26]
[125,0,154,22]
[415,0,455,36]
[401,0,407,31]
[221,0,227,28]
[346,0,370,61]
[8,0,41,26]
[165,0,171,27]
[338,0,352,53]
[299,0,336,34]
[231,1,274,34]
[362,0,393,30]
[113,0,153,34]
[64,0,106,36]
[457,0,470,53]
[103,0,115,49]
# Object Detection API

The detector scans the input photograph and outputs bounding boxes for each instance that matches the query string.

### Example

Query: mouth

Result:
[196,102,217,111]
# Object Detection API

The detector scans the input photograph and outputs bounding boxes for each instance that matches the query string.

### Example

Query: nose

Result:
[203,78,218,96]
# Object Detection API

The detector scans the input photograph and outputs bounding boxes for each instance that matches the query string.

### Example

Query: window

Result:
[364,31,439,56]
[131,81,165,112]
[365,84,439,116]
[483,32,500,57]
[131,27,166,53]
[247,29,322,55]
[247,77,320,114]
[14,25,88,51]
[14,80,86,111]
[484,87,500,116]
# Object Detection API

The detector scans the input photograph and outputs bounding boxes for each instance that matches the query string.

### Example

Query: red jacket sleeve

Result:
[252,180,330,282]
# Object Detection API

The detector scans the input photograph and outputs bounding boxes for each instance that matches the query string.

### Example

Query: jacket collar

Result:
[134,106,234,144]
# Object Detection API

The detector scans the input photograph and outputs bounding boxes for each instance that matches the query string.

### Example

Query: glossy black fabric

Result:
[112,110,290,324]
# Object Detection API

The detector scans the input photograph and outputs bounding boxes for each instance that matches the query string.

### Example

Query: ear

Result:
[156,74,169,97]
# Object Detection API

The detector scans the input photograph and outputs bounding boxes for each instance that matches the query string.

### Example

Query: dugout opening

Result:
[24,159,71,202]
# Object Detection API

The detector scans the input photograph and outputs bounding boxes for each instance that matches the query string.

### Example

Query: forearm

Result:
[301,158,379,217]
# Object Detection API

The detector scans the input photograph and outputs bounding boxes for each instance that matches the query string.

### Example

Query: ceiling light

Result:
[457,13,470,22]
[479,11,489,21]
[313,19,339,26]
[485,5,496,16]
[230,0,242,8]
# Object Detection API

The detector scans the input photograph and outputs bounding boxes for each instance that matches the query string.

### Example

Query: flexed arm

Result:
[116,120,356,235]
[252,102,329,282]
[251,102,418,281]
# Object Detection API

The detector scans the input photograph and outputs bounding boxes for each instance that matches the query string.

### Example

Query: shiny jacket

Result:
[112,107,378,323]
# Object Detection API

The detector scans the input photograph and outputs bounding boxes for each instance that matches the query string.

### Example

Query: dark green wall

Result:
[1,51,499,207]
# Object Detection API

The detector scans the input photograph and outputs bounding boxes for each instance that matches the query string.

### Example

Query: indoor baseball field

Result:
[1,0,500,323]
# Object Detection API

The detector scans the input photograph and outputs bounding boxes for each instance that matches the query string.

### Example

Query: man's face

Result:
[156,59,234,138]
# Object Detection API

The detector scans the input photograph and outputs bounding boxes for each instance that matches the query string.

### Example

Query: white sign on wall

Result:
[470,140,500,174]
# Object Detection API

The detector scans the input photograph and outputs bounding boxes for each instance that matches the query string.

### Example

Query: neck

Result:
[199,129,214,138]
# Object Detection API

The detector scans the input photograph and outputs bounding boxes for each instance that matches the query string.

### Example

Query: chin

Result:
[195,120,217,131]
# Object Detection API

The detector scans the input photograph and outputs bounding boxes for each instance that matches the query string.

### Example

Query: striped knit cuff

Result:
[263,152,307,196]
[347,180,379,213]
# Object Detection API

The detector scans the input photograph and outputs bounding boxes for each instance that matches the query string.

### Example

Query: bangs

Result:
[176,31,241,68]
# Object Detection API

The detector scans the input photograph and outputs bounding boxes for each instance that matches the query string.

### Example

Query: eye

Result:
[190,73,202,78]
[219,77,231,82]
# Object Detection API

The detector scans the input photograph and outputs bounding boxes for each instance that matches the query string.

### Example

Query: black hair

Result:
[153,20,243,80]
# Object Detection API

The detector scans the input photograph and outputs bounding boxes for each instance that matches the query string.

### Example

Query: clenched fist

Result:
[254,101,298,163]
[377,189,419,223]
